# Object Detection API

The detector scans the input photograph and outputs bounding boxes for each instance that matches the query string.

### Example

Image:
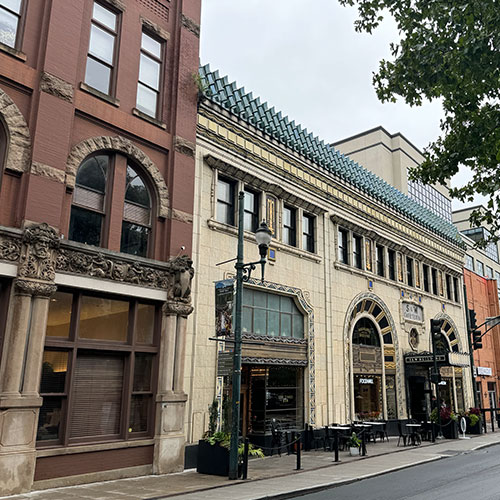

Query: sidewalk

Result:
[3,432,500,500]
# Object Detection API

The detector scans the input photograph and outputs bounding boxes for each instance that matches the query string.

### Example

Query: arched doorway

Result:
[352,317,384,420]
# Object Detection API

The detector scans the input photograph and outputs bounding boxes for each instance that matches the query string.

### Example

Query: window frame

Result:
[387,248,396,281]
[338,227,349,264]
[0,0,27,51]
[376,244,385,277]
[37,289,160,447]
[243,187,260,233]
[431,268,438,295]
[282,205,297,247]
[422,264,430,292]
[216,176,236,226]
[136,30,165,119]
[406,257,414,287]
[85,1,121,96]
[302,213,315,253]
[352,234,362,269]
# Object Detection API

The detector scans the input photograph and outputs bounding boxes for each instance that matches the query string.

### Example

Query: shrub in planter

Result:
[348,432,361,456]
[430,407,459,439]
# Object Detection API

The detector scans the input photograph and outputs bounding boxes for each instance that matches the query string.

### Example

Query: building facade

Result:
[0,0,200,494]
[187,66,471,451]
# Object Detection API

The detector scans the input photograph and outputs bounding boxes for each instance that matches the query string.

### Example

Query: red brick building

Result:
[464,269,500,417]
[0,0,200,494]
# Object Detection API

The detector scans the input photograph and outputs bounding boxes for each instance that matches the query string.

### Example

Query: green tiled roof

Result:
[199,64,463,247]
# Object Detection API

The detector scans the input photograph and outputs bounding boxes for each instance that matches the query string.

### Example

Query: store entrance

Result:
[408,376,427,422]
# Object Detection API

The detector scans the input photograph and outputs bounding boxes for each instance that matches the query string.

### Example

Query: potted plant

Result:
[348,432,361,456]
[430,406,459,439]
[197,400,264,476]
[464,408,482,434]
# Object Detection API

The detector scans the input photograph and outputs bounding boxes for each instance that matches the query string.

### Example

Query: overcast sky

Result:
[200,0,485,210]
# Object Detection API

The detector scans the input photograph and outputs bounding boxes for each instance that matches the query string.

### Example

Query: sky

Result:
[200,0,486,210]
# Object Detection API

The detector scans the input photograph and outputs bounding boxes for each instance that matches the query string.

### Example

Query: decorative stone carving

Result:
[0,88,31,174]
[174,136,195,158]
[18,223,59,282]
[181,14,200,37]
[14,279,57,297]
[241,357,308,366]
[167,255,194,303]
[39,72,74,103]
[0,235,21,262]
[65,136,169,218]
[162,301,194,317]
[141,16,170,40]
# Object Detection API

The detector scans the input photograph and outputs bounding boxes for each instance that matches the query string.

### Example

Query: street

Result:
[297,443,500,500]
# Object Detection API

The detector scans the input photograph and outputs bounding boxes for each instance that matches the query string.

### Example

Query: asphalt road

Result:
[295,443,500,500]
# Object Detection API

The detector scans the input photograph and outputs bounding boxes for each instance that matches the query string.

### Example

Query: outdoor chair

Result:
[375,422,389,442]
[324,426,336,451]
[312,428,326,451]
[270,422,283,456]
[397,421,409,446]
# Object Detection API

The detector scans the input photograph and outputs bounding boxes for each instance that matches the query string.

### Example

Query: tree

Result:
[339,0,500,243]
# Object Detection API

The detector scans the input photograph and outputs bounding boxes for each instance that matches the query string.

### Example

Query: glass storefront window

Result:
[46,292,73,338]
[354,374,382,419]
[242,289,304,338]
[136,303,155,344]
[79,295,129,341]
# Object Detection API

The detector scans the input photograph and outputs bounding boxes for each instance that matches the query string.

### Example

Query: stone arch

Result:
[66,136,169,218]
[0,87,32,174]
[433,313,463,353]
[343,292,404,420]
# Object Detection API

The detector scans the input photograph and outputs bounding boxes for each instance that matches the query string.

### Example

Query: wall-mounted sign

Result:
[477,366,492,376]
[266,195,277,236]
[402,302,423,322]
[217,351,233,377]
[359,378,374,384]
[404,353,446,364]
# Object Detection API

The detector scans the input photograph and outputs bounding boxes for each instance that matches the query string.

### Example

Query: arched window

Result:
[120,165,151,257]
[69,155,108,246]
[352,317,380,347]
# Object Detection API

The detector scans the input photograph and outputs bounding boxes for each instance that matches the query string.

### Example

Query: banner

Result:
[215,279,234,336]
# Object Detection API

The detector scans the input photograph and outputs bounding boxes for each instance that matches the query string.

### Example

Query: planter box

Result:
[465,417,482,434]
[441,420,458,439]
[197,440,230,476]
[349,447,360,456]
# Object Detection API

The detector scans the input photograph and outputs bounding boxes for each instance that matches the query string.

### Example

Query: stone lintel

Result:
[0,396,43,409]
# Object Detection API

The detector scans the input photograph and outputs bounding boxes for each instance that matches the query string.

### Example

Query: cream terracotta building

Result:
[185,66,472,450]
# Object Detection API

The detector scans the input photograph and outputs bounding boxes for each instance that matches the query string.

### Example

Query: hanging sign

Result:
[215,279,234,336]
[217,351,234,377]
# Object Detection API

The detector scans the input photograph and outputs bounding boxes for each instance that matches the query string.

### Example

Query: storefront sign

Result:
[215,280,234,336]
[402,302,423,322]
[404,353,446,364]
[217,351,233,377]
[477,366,492,376]
[359,378,374,384]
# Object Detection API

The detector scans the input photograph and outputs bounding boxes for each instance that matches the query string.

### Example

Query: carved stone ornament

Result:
[166,255,194,303]
[0,235,21,262]
[18,223,60,282]
[162,301,194,317]
[15,279,57,297]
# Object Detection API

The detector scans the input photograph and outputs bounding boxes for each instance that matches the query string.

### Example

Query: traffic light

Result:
[472,329,483,350]
[469,309,478,330]
[430,318,444,339]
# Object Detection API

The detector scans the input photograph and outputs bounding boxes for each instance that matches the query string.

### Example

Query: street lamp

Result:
[229,191,272,480]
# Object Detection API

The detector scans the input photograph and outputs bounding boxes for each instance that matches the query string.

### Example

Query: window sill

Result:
[132,108,166,129]
[207,218,322,264]
[36,438,154,457]
[79,82,120,107]
[0,41,27,61]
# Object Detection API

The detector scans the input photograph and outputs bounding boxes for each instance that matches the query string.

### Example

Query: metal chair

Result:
[397,421,409,446]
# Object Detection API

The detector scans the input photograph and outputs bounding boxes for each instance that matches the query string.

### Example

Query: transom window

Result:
[85,2,119,95]
[37,290,159,446]
[137,32,163,118]
[69,154,153,258]
[352,317,380,347]
[0,0,23,49]
[242,288,304,339]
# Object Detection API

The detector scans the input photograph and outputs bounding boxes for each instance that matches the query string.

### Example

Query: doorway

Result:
[408,376,427,421]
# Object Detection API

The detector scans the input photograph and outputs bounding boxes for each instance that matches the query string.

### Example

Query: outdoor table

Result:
[406,423,421,446]
[329,426,348,462]
[353,424,371,455]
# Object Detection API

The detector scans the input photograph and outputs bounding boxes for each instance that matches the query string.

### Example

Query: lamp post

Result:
[228,191,272,480]
[430,318,444,439]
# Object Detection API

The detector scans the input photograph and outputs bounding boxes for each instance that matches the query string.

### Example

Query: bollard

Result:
[296,434,301,470]
[242,438,249,480]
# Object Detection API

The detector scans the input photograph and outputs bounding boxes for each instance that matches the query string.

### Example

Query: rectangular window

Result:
[353,234,362,269]
[486,266,493,279]
[453,277,459,303]
[477,261,484,276]
[465,255,474,271]
[216,177,235,225]
[388,249,396,281]
[446,274,452,300]
[37,291,159,446]
[339,227,349,264]
[423,264,430,292]
[0,0,24,49]
[431,268,438,295]
[376,244,385,277]
[243,189,259,232]
[136,31,163,118]
[85,2,119,95]
[302,213,315,253]
[495,271,500,296]
[406,257,414,287]
[282,205,296,246]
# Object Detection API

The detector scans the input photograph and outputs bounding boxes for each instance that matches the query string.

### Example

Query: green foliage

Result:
[207,400,218,437]
[339,0,500,241]
[348,432,361,448]
[468,413,480,427]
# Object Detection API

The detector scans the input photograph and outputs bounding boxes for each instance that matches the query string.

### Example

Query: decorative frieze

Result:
[14,279,57,297]
[0,235,21,262]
